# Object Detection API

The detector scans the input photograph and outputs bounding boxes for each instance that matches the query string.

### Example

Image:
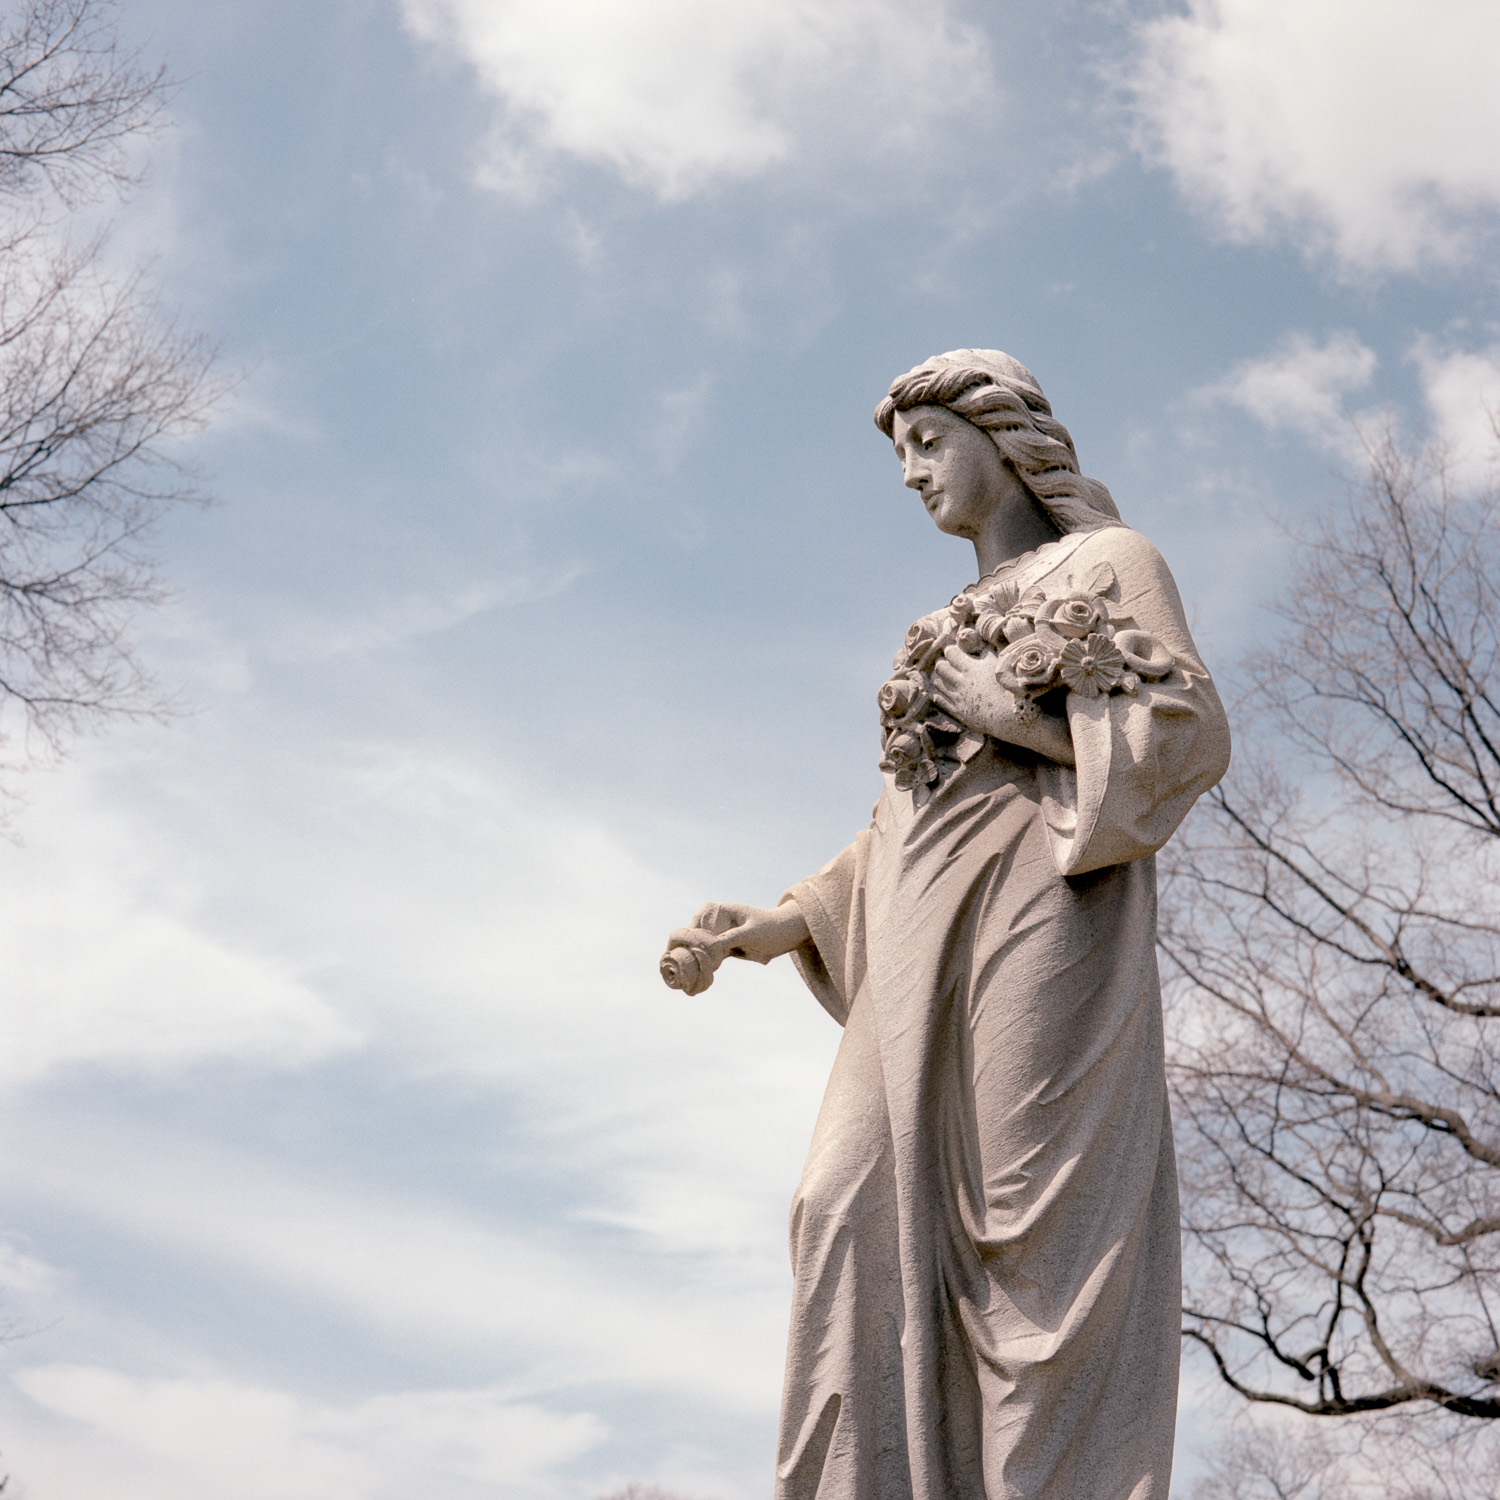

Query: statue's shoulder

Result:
[1030,524,1172,598]
[1068,523,1166,570]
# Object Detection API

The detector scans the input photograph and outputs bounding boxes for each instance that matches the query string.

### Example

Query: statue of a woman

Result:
[661,350,1231,1500]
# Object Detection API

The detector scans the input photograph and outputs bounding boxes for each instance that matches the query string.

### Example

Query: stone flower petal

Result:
[660,944,714,996]
[949,593,979,624]
[995,637,1059,696]
[1114,628,1174,681]
[881,729,924,772]
[1034,592,1110,641]
[974,611,1009,648]
[1058,633,1126,697]
[878,672,931,723]
[983,578,1021,614]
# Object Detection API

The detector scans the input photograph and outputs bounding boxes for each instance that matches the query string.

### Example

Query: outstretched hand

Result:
[667,900,811,968]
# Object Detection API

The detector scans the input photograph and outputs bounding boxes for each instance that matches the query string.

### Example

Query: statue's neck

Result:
[971,498,1061,579]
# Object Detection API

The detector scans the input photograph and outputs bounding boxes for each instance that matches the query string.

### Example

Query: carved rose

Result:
[886,577,1146,768]
[880,729,939,791]
[877,672,930,724]
[897,612,956,673]
[1035,592,1110,641]
[1058,633,1126,697]
[1114,628,1174,681]
[881,729,922,768]
[660,938,717,996]
[995,638,1058,697]
[896,616,933,669]
[883,728,918,759]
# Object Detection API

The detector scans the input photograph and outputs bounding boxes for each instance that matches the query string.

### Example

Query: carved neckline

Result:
[963,530,1082,594]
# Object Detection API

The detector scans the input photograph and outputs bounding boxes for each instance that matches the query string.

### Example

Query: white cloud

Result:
[6,1365,602,1500]
[1412,340,1500,485]
[2,1116,788,1407]
[0,613,838,1480]
[1193,331,1500,489]
[0,772,359,1086]
[1130,0,1500,271]
[1201,330,1377,450]
[0,717,830,1403]
[260,571,581,664]
[0,1240,63,1302]
[401,0,994,198]
[0,714,834,1241]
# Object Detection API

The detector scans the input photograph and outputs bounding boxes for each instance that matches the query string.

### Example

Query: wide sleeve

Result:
[1035,528,1231,877]
[778,829,873,1026]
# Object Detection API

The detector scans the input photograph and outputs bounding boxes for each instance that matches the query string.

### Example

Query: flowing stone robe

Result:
[776,525,1231,1500]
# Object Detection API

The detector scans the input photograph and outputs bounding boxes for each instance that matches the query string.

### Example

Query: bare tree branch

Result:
[1163,426,1500,1444]
[0,0,222,777]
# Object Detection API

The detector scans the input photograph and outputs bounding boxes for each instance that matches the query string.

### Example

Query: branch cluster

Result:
[1162,432,1500,1432]
[0,0,219,765]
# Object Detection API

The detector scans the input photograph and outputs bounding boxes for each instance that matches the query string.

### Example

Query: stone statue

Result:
[660,350,1231,1500]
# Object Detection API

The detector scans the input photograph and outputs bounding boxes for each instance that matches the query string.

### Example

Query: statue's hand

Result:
[931,645,1076,768]
[669,900,810,967]
[930,644,1014,738]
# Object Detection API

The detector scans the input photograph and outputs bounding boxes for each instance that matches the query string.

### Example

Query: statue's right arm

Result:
[668,899,811,967]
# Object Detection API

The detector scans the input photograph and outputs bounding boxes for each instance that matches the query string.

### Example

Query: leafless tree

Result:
[0,0,166,202]
[1160,425,1500,1490]
[0,0,219,771]
[1190,1421,1340,1500]
[1185,1407,1500,1500]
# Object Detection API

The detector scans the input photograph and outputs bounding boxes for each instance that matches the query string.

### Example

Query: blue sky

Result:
[2,1,1500,1495]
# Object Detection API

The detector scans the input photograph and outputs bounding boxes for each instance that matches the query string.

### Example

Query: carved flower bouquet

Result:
[877,567,1175,790]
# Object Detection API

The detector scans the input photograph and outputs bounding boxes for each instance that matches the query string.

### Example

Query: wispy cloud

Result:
[5,1109,791,1404]
[401,0,995,199]
[259,571,583,664]
[1128,0,1500,273]
[8,1365,604,1500]
[1197,330,1378,455]
[0,770,358,1087]
[1411,339,1500,486]
[1195,329,1500,486]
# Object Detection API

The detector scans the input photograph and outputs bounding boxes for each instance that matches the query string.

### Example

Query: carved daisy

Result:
[1058,633,1126,697]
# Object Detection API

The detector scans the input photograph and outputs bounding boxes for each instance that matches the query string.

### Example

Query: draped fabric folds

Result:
[775,526,1230,1500]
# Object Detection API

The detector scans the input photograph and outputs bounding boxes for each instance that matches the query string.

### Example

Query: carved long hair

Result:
[874,349,1121,532]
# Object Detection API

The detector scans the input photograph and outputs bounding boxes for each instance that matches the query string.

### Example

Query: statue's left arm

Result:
[1038,527,1231,876]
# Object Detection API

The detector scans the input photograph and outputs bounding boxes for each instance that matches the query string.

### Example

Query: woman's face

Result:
[890,404,1030,540]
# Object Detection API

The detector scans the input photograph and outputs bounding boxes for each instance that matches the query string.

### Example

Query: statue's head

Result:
[874,349,1121,533]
